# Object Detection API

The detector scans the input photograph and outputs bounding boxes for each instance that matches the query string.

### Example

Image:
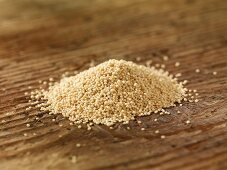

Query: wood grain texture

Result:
[0,0,227,169]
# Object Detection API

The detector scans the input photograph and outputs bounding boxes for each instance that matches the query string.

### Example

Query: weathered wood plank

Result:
[0,0,227,169]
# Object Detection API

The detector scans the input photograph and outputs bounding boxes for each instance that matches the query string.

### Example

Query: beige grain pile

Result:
[32,59,187,126]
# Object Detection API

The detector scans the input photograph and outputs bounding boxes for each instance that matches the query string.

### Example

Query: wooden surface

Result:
[0,0,227,169]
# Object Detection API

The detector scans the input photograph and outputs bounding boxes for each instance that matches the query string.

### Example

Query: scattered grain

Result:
[137,120,142,124]
[49,82,53,86]
[175,73,182,77]
[76,143,81,147]
[71,156,77,164]
[195,69,200,73]
[25,107,31,111]
[155,63,160,68]
[155,130,159,134]
[89,60,95,67]
[186,120,191,124]
[87,125,92,130]
[136,57,141,62]
[182,80,188,85]
[161,135,166,139]
[145,60,152,67]
[175,62,180,67]
[163,56,169,61]
[6,112,10,116]
[161,64,165,69]
[74,71,79,75]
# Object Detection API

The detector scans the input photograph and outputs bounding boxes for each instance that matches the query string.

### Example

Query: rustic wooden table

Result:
[0,0,227,170]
